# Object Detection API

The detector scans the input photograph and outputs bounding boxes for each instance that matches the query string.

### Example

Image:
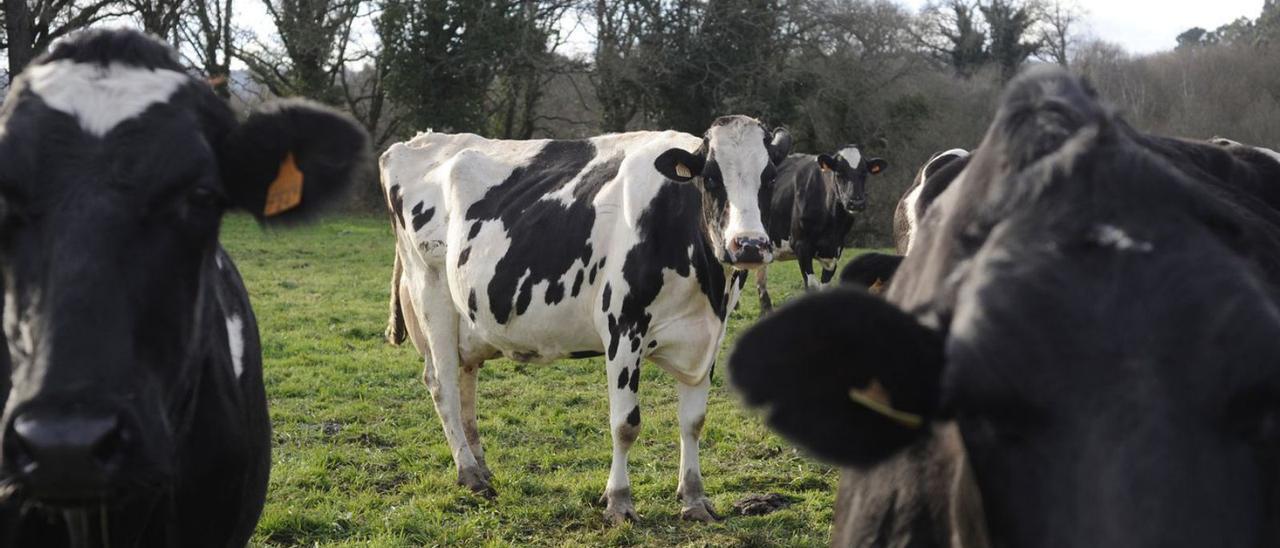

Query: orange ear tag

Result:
[263,153,304,217]
[675,162,692,179]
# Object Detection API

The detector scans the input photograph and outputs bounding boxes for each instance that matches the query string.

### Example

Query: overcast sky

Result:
[898,0,1268,53]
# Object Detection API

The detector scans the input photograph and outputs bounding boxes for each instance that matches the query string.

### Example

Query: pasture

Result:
[223,213,860,547]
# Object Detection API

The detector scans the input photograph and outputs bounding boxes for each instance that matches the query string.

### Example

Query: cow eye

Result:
[186,186,226,210]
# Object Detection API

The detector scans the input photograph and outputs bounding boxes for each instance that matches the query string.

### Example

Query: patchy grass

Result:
[223,214,868,547]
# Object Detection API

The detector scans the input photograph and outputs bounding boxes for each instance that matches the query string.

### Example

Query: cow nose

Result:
[4,410,126,500]
[729,236,773,268]
[847,198,867,212]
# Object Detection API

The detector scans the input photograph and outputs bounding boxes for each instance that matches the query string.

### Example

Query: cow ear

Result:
[817,154,838,172]
[840,252,903,292]
[654,148,705,183]
[867,158,888,175]
[220,99,370,223]
[729,287,944,466]
[768,127,793,164]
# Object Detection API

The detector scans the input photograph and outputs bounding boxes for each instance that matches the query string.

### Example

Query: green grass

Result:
[222,213,867,547]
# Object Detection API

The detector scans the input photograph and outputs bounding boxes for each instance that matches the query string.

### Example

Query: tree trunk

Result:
[5,0,36,77]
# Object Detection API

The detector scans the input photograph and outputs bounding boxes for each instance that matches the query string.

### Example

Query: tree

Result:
[177,0,235,97]
[916,0,989,78]
[127,0,185,41]
[1176,27,1213,50]
[1036,0,1082,66]
[3,0,119,77]
[981,0,1040,81]
[590,0,659,132]
[239,0,363,101]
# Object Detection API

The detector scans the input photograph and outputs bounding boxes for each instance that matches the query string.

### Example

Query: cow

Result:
[380,117,792,523]
[0,30,369,546]
[755,147,887,313]
[729,66,1280,547]
[893,148,969,255]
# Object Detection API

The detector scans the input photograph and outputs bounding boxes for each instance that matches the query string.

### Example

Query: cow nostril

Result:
[92,423,125,468]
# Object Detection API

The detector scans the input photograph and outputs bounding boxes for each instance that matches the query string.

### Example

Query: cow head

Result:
[0,30,367,513]
[654,116,791,268]
[817,146,887,213]
[730,67,1280,547]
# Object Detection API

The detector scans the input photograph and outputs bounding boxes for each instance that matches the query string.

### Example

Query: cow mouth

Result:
[0,486,167,548]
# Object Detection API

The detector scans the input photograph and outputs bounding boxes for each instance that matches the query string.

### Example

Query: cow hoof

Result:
[600,488,639,525]
[680,497,721,522]
[457,467,497,499]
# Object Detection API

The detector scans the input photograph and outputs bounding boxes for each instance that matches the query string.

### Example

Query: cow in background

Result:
[0,30,368,545]
[756,146,886,314]
[381,117,790,523]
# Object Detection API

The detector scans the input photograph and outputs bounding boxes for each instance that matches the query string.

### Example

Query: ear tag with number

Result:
[264,153,304,217]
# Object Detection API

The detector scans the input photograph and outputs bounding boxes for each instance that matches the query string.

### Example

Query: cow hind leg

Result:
[676,376,719,522]
[459,360,490,479]
[819,257,838,288]
[600,350,642,524]
[755,266,773,317]
[413,273,494,498]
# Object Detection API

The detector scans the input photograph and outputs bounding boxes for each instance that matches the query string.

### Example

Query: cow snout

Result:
[3,410,127,501]
[728,236,773,268]
[845,198,867,212]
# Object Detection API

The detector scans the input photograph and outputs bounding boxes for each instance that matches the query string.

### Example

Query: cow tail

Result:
[386,248,407,346]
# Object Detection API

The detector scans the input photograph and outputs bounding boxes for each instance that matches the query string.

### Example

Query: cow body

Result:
[0,30,367,545]
[731,67,1280,547]
[757,149,885,313]
[893,148,969,255]
[382,118,789,522]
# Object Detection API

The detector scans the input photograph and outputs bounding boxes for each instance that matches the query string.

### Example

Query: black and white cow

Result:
[380,117,791,523]
[0,30,368,545]
[755,147,886,313]
[731,67,1280,547]
[893,148,969,255]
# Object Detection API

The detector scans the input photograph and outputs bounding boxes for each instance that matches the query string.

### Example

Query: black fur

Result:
[840,253,904,289]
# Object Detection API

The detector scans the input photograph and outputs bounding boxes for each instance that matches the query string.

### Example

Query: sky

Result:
[897,0,1268,54]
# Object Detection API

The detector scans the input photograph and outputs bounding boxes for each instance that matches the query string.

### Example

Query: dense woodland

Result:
[2,0,1279,245]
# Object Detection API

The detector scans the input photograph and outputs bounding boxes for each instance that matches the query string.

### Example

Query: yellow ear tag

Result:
[675,162,692,179]
[868,278,886,294]
[849,378,924,429]
[263,153,304,217]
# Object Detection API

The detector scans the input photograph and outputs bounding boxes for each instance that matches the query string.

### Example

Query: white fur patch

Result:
[1093,224,1153,253]
[1257,146,1280,164]
[838,146,862,168]
[225,315,245,379]
[25,60,190,137]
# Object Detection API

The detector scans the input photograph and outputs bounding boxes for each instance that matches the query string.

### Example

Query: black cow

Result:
[893,148,969,255]
[731,66,1280,547]
[757,147,886,313]
[0,30,368,545]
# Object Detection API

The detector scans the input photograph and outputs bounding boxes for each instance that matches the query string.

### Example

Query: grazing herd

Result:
[1,28,1279,547]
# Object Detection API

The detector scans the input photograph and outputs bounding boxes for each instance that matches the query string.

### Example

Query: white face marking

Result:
[1093,224,1153,253]
[838,146,862,169]
[26,60,190,137]
[225,314,245,379]
[1257,146,1280,164]
[706,120,770,245]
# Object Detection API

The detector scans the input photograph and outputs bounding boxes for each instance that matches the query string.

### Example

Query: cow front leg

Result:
[755,266,773,317]
[601,351,642,524]
[798,252,817,290]
[676,376,719,522]
[416,285,493,498]
[818,257,838,288]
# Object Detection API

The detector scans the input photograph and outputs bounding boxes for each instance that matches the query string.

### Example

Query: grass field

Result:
[221,213,862,547]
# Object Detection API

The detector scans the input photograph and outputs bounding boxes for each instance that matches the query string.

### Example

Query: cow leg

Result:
[755,266,773,317]
[819,257,838,288]
[676,376,719,522]
[414,273,494,498]
[459,360,490,479]
[798,252,817,290]
[601,351,642,524]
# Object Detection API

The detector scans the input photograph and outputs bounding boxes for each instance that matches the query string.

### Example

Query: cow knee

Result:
[684,414,706,439]
[615,406,641,444]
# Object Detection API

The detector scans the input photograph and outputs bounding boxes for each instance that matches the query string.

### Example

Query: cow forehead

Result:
[838,146,862,167]
[706,120,768,179]
[24,60,191,137]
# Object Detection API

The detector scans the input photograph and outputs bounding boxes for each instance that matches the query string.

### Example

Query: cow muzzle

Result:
[844,198,867,213]
[727,236,773,269]
[2,408,129,502]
